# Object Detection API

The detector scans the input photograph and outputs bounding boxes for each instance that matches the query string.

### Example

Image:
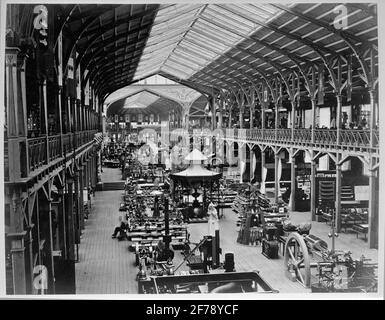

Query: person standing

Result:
[207,202,219,236]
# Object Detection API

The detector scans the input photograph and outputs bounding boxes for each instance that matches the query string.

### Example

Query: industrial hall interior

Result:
[2,1,382,296]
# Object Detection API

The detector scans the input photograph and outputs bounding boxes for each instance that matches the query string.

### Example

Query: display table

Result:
[352,224,368,240]
[127,224,188,249]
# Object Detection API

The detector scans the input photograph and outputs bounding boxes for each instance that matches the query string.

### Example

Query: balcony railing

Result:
[339,129,370,147]
[4,141,9,180]
[313,129,336,145]
[23,130,98,174]
[292,129,312,143]
[48,135,61,162]
[62,133,74,155]
[183,128,378,150]
[263,129,276,141]
[276,129,291,142]
[28,136,47,171]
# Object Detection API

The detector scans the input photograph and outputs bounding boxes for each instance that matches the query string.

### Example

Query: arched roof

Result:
[15,3,377,102]
[106,88,208,118]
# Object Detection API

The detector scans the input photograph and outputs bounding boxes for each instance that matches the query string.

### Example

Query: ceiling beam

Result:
[171,51,255,89]
[86,47,145,86]
[216,4,336,61]
[62,5,122,70]
[53,5,78,50]
[76,5,160,67]
[272,3,372,48]
[95,67,139,97]
[183,37,267,87]
[81,27,149,74]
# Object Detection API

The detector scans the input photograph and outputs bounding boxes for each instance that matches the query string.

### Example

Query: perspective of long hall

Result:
[2,2,380,296]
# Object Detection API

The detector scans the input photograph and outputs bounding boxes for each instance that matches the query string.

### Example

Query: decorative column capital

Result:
[5,47,20,66]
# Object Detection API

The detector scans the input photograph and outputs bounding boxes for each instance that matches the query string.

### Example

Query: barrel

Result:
[224,253,235,272]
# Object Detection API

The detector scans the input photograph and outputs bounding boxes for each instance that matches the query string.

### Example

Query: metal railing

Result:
[4,141,9,180]
[313,129,336,145]
[25,130,98,173]
[48,135,61,161]
[276,129,291,142]
[28,136,47,171]
[263,129,276,141]
[62,133,74,155]
[293,128,312,143]
[171,128,379,150]
[339,129,370,147]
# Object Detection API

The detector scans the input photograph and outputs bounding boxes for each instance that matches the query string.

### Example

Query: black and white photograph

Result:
[0,0,383,301]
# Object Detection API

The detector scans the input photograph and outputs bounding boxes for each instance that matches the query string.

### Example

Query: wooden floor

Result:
[100,167,123,182]
[76,190,138,294]
[75,168,378,295]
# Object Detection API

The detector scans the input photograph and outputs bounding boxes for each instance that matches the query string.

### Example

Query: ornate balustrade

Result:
[339,129,370,147]
[313,129,336,145]
[4,141,9,180]
[246,129,263,140]
[23,130,99,173]
[293,129,312,143]
[276,129,291,142]
[172,128,379,153]
[48,135,61,161]
[62,133,74,155]
[28,137,47,171]
[262,129,276,141]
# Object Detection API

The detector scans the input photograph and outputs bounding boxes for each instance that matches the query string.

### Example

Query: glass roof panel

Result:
[152,15,194,33]
[180,41,217,59]
[123,91,160,108]
[145,37,183,51]
[174,49,208,65]
[203,9,251,33]
[169,54,203,70]
[134,4,205,80]
[161,65,191,80]
[146,28,188,45]
[209,5,256,28]
[186,31,228,52]
[193,21,240,43]
[133,3,284,81]
[165,59,196,75]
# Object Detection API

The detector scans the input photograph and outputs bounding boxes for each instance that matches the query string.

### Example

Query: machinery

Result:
[284,231,377,292]
[175,231,221,273]
[261,224,279,259]
[136,241,175,280]
[138,271,279,294]
[133,198,279,295]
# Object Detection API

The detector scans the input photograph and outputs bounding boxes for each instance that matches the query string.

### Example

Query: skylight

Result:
[133,4,284,81]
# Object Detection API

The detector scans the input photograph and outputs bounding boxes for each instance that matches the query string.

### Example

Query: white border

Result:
[0,0,383,300]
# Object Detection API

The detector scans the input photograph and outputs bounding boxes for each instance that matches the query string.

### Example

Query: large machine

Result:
[134,198,279,295]
[138,271,278,294]
[283,220,377,292]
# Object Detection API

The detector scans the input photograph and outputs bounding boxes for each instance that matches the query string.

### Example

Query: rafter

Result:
[86,47,146,86]
[81,28,149,75]
[272,3,378,88]
[62,5,122,70]
[76,5,160,67]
